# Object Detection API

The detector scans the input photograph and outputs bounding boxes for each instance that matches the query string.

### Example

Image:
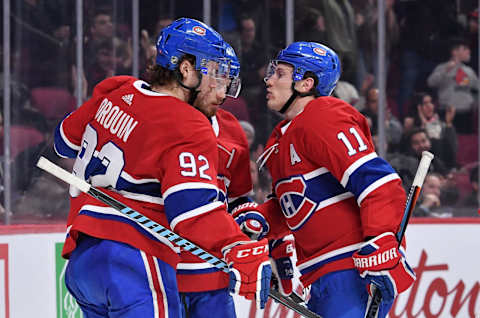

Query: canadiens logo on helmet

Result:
[170,56,179,65]
[192,26,206,35]
[313,47,327,56]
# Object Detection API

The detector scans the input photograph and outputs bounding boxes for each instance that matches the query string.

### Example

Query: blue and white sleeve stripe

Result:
[341,153,400,206]
[163,183,223,230]
[54,122,80,158]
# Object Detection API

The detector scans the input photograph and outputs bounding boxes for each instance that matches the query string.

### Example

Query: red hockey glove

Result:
[270,238,295,297]
[352,232,415,302]
[222,239,272,309]
[231,202,270,240]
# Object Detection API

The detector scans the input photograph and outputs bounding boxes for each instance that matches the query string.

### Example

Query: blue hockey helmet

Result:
[269,41,341,96]
[155,18,229,74]
[224,42,241,98]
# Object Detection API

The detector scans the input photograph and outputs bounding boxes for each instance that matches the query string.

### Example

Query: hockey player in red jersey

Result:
[176,43,294,318]
[54,18,271,318]
[175,43,251,317]
[235,42,416,317]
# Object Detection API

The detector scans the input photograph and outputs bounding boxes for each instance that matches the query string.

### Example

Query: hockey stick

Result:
[36,156,322,318]
[365,151,434,318]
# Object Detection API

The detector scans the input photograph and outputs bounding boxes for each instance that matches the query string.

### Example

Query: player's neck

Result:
[151,84,189,102]
[284,96,314,120]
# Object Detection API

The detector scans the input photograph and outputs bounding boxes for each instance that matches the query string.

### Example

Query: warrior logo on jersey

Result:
[275,176,317,231]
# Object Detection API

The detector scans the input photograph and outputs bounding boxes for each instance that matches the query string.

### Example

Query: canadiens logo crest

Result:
[313,47,327,56]
[275,176,317,230]
[192,26,206,35]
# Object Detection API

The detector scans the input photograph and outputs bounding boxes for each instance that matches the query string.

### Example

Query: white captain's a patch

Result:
[290,143,301,165]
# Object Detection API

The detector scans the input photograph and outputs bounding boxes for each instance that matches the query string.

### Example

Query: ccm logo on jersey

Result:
[236,245,268,258]
[353,247,398,268]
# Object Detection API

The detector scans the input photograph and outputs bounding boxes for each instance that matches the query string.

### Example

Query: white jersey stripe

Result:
[170,201,224,231]
[287,192,354,231]
[340,152,378,187]
[316,192,354,211]
[303,167,329,180]
[357,173,400,206]
[121,171,160,184]
[177,262,216,270]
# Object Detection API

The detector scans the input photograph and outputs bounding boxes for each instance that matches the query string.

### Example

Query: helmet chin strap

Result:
[278,82,315,114]
[175,70,203,105]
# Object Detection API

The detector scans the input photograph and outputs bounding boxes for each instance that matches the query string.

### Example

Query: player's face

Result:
[264,62,294,111]
[194,61,228,117]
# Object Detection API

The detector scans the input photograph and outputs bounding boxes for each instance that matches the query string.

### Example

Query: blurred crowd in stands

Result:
[1,0,480,223]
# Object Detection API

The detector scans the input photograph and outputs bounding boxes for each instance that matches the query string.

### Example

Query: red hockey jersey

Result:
[54,76,248,268]
[258,96,406,287]
[177,109,253,292]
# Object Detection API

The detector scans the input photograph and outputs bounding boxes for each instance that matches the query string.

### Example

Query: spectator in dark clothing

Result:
[403,92,457,169]
[405,128,449,176]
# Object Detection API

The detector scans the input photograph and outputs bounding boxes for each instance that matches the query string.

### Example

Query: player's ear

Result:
[296,77,315,93]
[178,59,194,81]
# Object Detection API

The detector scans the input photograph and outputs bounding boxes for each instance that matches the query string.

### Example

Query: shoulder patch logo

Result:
[290,143,301,165]
[121,94,134,106]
